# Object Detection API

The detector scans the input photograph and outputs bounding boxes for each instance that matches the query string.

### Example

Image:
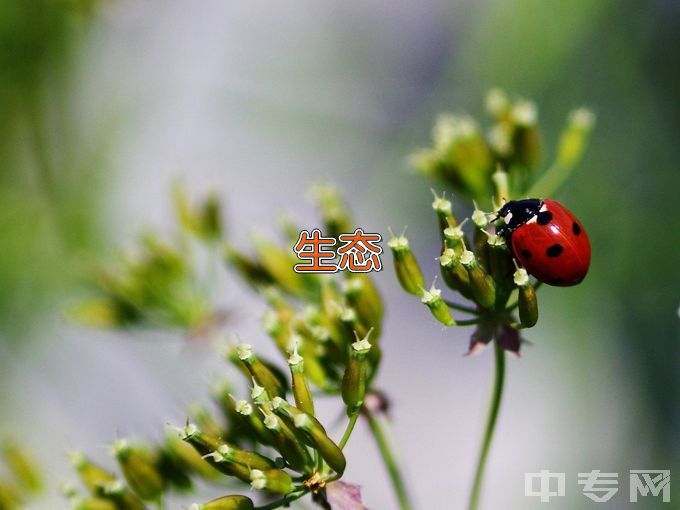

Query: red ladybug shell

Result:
[511,200,591,286]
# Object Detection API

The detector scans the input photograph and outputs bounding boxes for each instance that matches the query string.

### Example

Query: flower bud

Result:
[262,413,313,473]
[342,274,383,335]
[431,191,458,240]
[190,495,255,510]
[388,232,425,296]
[180,425,251,483]
[514,268,538,328]
[460,249,496,309]
[442,217,469,253]
[421,282,455,326]
[288,345,315,416]
[224,246,273,290]
[0,482,20,508]
[189,404,224,439]
[272,398,346,475]
[249,468,295,495]
[236,343,286,398]
[233,399,277,447]
[206,444,275,472]
[164,433,219,481]
[341,330,372,415]
[102,480,148,510]
[557,108,595,169]
[310,183,354,240]
[2,443,41,492]
[439,248,472,298]
[486,88,510,119]
[111,440,163,502]
[69,452,116,494]
[511,100,540,169]
[252,236,313,296]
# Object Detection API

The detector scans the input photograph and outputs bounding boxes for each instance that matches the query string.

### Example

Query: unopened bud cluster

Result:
[67,185,383,509]
[410,88,594,206]
[393,89,594,355]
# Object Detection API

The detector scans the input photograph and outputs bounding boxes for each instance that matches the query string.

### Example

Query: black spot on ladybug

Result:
[572,222,581,236]
[551,277,564,285]
[537,211,553,225]
[521,249,532,259]
[546,244,564,257]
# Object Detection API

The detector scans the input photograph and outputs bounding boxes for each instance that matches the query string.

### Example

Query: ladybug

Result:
[496,198,591,286]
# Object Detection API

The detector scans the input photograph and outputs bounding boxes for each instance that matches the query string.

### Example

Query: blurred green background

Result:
[0,0,677,508]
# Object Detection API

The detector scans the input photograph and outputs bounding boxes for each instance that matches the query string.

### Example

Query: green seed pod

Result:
[189,495,255,510]
[439,248,473,298]
[0,482,20,509]
[236,343,286,398]
[442,218,469,254]
[181,423,222,455]
[102,480,147,510]
[182,426,251,483]
[253,237,310,296]
[164,434,220,480]
[310,183,354,240]
[342,274,383,333]
[2,444,41,493]
[272,398,346,475]
[294,332,331,389]
[510,100,540,169]
[197,193,222,240]
[156,448,193,492]
[460,249,496,309]
[431,191,458,246]
[224,246,273,290]
[339,306,370,342]
[288,346,315,416]
[262,412,312,473]
[421,283,455,326]
[69,452,116,494]
[206,444,276,471]
[189,404,224,439]
[111,440,163,502]
[388,233,425,296]
[557,108,596,169]
[514,268,538,328]
[486,234,513,279]
[250,468,295,495]
[485,88,511,119]
[72,497,118,510]
[233,399,277,447]
[341,331,372,415]
[250,380,271,406]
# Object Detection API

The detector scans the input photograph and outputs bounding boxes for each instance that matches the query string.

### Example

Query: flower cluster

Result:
[71,186,224,332]
[66,186,384,509]
[392,89,594,354]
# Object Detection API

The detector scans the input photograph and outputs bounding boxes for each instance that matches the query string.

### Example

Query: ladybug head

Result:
[495,198,543,237]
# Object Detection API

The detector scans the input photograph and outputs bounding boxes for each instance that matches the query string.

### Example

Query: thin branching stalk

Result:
[339,413,360,450]
[468,340,505,510]
[366,412,412,510]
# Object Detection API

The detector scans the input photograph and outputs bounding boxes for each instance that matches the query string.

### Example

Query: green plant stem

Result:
[366,412,412,510]
[457,318,481,326]
[444,299,479,315]
[255,489,307,510]
[339,412,360,450]
[468,340,506,510]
